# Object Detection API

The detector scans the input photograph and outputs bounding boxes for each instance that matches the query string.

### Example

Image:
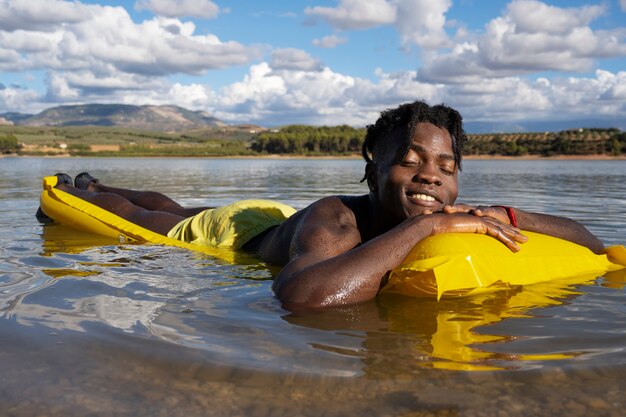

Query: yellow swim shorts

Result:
[166,199,297,249]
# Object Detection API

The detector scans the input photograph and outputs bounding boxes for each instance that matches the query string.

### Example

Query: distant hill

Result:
[3,103,624,134]
[465,119,626,134]
[0,104,231,132]
[0,112,32,125]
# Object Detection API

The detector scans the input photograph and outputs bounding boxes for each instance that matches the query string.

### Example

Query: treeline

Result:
[0,133,18,153]
[77,141,256,157]
[465,128,625,156]
[250,125,365,155]
[3,124,625,157]
[251,126,626,156]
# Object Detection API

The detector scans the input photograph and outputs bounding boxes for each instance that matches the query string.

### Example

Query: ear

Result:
[365,162,377,192]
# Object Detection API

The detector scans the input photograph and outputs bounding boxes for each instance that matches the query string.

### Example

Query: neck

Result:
[367,193,402,239]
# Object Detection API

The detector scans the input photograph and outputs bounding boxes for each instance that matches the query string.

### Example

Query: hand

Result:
[442,203,475,214]
[422,203,475,215]
[443,204,511,225]
[429,212,528,252]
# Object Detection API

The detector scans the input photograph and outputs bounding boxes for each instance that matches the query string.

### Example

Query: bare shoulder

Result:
[258,195,363,265]
[302,195,359,226]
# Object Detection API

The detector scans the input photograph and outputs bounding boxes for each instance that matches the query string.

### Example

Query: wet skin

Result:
[50,122,604,311]
[370,122,459,222]
[264,122,529,311]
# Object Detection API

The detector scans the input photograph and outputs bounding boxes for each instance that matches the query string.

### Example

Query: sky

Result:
[0,0,625,132]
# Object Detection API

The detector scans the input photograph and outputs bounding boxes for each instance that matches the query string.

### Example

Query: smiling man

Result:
[41,100,604,311]
[264,101,603,310]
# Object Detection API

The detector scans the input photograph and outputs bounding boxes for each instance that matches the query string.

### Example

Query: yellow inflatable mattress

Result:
[39,175,626,299]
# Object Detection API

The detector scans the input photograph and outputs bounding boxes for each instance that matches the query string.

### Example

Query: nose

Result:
[412,163,443,186]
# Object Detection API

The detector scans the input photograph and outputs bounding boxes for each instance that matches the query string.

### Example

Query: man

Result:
[43,101,604,311]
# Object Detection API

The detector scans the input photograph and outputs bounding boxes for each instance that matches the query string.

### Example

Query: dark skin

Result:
[54,122,604,311]
[257,123,603,310]
[59,182,210,235]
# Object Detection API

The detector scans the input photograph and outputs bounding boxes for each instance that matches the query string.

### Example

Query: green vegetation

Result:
[465,128,624,157]
[0,133,18,153]
[253,126,625,157]
[0,125,256,156]
[251,125,365,155]
[1,125,624,158]
[76,142,256,157]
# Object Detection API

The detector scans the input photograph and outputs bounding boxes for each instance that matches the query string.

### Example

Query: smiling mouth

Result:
[407,192,437,203]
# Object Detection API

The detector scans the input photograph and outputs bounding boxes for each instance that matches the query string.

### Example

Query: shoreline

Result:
[2,153,625,160]
[463,154,626,160]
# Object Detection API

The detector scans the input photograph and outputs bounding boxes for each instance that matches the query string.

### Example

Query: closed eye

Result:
[400,160,419,167]
[440,166,455,175]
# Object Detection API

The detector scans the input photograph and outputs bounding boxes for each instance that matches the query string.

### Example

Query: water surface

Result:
[1,157,624,416]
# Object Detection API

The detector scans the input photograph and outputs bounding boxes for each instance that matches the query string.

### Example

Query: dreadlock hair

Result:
[361,100,468,178]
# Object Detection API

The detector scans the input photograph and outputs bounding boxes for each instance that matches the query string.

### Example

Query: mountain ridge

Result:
[2,104,624,134]
[0,104,237,132]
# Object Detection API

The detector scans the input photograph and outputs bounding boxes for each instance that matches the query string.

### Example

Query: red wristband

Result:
[493,205,518,227]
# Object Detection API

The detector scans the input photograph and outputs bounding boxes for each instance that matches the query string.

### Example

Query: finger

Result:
[481,218,528,244]
[456,203,475,211]
[472,205,494,217]
[470,208,484,217]
[499,230,521,252]
[498,223,528,243]
[443,205,462,213]
[443,203,474,213]
[483,206,511,223]
[484,225,521,252]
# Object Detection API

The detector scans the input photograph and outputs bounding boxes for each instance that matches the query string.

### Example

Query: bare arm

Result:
[514,209,604,253]
[445,204,604,253]
[273,197,526,311]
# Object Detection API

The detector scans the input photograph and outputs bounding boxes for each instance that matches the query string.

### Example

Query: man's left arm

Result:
[513,209,604,253]
[444,204,604,253]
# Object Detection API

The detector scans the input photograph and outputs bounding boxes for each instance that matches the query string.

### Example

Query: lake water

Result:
[1,157,625,416]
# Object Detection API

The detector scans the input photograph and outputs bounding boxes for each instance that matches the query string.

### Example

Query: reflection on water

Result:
[285,272,626,373]
[1,157,625,416]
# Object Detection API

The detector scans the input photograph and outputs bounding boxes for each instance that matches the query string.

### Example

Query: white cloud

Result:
[621,0,626,12]
[0,85,41,113]
[3,61,626,129]
[446,70,626,125]
[0,1,259,77]
[305,0,451,49]
[0,0,92,32]
[45,70,164,99]
[0,47,23,70]
[208,64,625,127]
[113,82,215,110]
[1,72,217,114]
[312,35,348,48]
[1,0,624,130]
[212,63,444,126]
[394,0,452,49]
[507,0,604,35]
[447,77,552,122]
[215,62,358,124]
[135,0,220,19]
[305,0,396,30]
[270,48,324,72]
[216,63,286,118]
[166,83,215,108]
[46,73,80,100]
[0,30,62,54]
[418,0,626,82]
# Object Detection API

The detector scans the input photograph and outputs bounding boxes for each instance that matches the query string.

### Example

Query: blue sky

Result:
[1,0,625,131]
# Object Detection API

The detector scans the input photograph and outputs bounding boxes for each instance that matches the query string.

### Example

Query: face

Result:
[369,122,459,222]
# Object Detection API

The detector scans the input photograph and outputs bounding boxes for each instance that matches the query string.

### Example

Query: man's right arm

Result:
[272,197,526,312]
